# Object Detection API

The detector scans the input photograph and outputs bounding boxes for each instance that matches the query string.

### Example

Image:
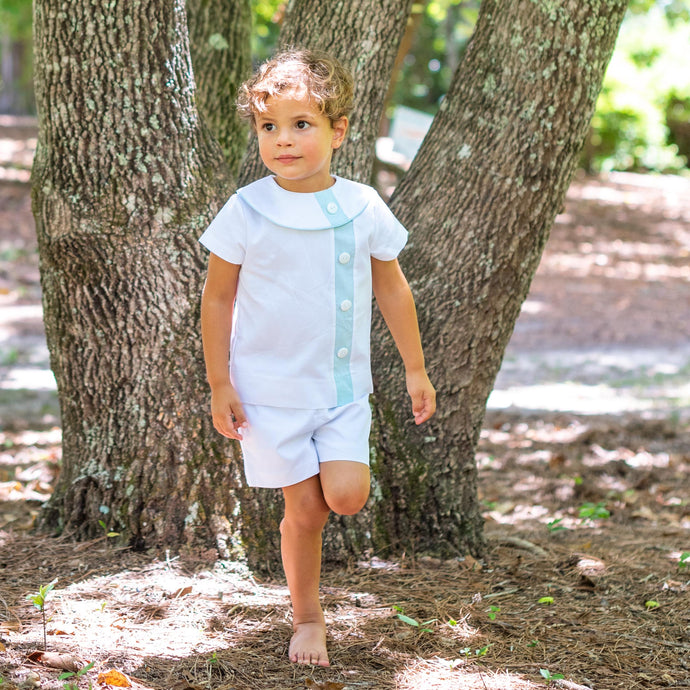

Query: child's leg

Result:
[280,462,369,666]
[281,474,331,666]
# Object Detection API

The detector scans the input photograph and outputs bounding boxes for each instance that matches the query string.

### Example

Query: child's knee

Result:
[324,483,369,516]
[282,489,330,532]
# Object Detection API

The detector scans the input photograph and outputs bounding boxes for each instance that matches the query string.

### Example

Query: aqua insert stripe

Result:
[314,188,355,405]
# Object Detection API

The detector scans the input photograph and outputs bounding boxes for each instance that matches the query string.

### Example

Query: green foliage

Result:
[540,668,565,684]
[578,502,610,522]
[486,605,500,621]
[0,0,35,113]
[59,661,95,690]
[679,552,690,570]
[389,0,478,116]
[251,0,282,61]
[584,3,690,172]
[26,578,57,651]
[0,0,32,41]
[459,644,491,658]
[26,578,57,611]
[97,519,120,539]
[392,605,437,632]
[546,517,567,533]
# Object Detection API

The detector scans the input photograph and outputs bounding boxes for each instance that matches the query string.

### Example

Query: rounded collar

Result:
[236,176,371,230]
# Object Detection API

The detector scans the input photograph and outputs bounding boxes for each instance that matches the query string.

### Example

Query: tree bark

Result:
[186,0,252,177]
[32,0,245,552]
[239,0,415,187]
[370,0,629,557]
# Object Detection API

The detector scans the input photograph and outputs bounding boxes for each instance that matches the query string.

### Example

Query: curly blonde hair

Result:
[237,48,354,128]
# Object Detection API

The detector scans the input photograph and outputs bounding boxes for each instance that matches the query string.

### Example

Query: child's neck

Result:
[273,174,337,194]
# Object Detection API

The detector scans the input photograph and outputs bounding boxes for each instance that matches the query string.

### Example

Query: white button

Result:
[340,299,352,312]
[338,252,351,264]
[327,202,338,214]
[336,347,349,358]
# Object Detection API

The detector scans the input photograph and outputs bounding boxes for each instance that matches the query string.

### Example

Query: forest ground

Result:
[0,117,688,690]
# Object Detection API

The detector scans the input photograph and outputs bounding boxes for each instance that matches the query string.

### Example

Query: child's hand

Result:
[210,383,248,440]
[406,370,436,425]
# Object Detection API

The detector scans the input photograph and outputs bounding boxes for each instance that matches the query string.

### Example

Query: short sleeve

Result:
[369,196,408,261]
[198,194,247,265]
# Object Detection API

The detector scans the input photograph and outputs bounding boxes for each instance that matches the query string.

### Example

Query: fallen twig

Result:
[487,535,549,558]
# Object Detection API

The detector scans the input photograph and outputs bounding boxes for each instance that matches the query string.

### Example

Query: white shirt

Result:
[199,175,408,409]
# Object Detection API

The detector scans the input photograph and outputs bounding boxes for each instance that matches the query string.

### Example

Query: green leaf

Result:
[77,661,95,677]
[396,613,420,627]
[538,596,554,605]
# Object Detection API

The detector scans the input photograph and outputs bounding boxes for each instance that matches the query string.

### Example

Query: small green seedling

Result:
[392,606,436,633]
[678,552,689,570]
[486,605,500,621]
[98,520,120,539]
[59,660,95,690]
[527,639,539,647]
[546,517,567,533]
[578,501,610,522]
[475,644,490,657]
[26,578,58,651]
[538,596,554,605]
[540,668,565,684]
[645,600,660,610]
[459,645,492,658]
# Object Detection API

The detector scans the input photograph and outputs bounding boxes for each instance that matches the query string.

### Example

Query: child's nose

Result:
[276,129,293,146]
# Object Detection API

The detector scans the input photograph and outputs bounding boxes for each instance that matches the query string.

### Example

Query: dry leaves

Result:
[26,650,83,672]
[97,669,133,687]
[304,679,345,690]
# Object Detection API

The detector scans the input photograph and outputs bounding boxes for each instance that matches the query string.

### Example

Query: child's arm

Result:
[201,253,247,440]
[371,257,436,425]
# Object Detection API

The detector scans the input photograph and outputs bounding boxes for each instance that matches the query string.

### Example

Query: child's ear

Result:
[331,117,348,149]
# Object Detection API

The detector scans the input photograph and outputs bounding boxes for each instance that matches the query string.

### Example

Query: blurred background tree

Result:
[0,0,34,114]
[2,0,688,172]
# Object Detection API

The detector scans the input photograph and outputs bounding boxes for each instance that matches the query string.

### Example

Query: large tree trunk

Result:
[370,0,629,556]
[186,0,251,177]
[32,0,245,552]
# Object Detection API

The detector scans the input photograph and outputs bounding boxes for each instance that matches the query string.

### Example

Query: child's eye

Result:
[296,120,311,130]
[261,122,276,132]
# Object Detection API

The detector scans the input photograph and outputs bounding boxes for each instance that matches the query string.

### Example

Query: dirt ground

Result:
[0,118,689,690]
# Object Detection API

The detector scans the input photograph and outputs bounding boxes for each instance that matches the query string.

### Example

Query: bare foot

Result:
[289,621,329,666]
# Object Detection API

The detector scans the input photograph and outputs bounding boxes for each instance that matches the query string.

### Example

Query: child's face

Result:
[255,91,348,193]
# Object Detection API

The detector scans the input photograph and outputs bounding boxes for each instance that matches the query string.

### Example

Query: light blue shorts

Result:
[239,395,372,488]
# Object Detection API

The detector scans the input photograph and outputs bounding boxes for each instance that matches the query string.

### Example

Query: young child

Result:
[199,48,436,667]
